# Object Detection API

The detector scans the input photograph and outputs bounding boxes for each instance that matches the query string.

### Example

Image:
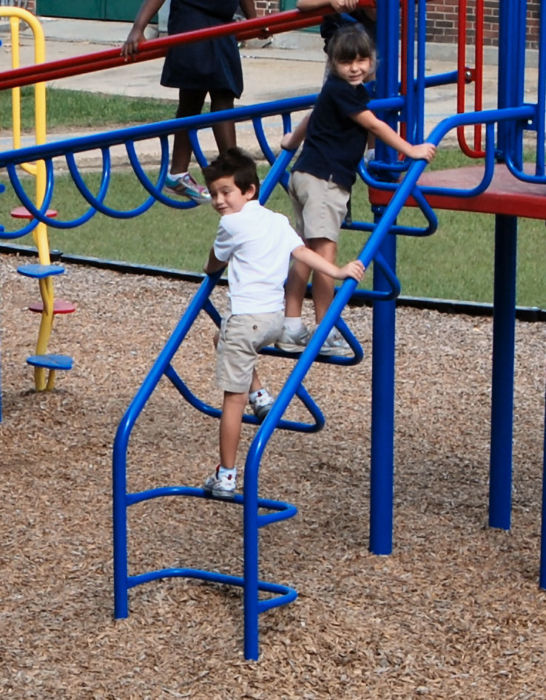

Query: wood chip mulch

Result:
[1,255,544,698]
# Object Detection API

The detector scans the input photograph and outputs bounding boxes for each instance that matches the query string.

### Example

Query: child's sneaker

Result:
[164,172,211,204]
[203,465,236,498]
[319,329,352,357]
[275,325,311,353]
[249,388,275,420]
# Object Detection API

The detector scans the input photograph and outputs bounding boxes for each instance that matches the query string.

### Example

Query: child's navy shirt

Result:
[292,74,370,191]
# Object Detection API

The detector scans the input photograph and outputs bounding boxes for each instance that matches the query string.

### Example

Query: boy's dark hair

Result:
[327,23,376,71]
[202,147,260,199]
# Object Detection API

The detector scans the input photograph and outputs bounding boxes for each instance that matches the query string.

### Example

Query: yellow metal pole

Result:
[2,7,55,390]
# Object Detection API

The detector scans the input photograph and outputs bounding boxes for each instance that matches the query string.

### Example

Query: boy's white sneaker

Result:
[319,329,353,357]
[203,466,236,498]
[275,325,312,353]
[276,325,352,357]
[249,389,275,420]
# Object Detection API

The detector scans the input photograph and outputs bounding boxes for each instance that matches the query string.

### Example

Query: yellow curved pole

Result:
[1,7,54,390]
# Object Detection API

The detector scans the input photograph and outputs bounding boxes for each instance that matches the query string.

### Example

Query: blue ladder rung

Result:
[26,354,73,370]
[17,264,65,279]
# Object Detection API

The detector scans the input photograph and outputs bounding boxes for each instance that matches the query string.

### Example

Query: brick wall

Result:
[262,1,541,50]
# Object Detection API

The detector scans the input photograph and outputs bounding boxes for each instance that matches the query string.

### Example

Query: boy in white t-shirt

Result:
[201,148,365,497]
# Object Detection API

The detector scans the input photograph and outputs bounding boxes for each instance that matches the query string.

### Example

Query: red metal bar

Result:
[457,0,485,157]
[0,3,375,92]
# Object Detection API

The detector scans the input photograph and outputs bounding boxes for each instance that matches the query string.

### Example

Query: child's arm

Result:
[239,0,258,20]
[292,245,365,281]
[204,248,227,275]
[281,114,311,151]
[121,0,164,58]
[353,110,437,162]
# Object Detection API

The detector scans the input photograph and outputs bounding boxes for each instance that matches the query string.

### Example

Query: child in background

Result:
[201,148,365,497]
[121,0,257,205]
[277,24,436,356]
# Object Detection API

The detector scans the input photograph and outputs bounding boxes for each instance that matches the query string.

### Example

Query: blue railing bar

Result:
[203,298,222,326]
[0,94,316,167]
[164,361,324,433]
[259,147,295,204]
[125,485,295,515]
[257,587,298,614]
[127,567,295,601]
[504,150,546,184]
[405,186,439,235]
[0,92,405,169]
[374,251,401,297]
[113,273,220,463]
[257,502,298,528]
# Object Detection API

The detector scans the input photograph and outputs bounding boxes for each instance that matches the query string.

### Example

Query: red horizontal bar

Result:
[0,3,374,92]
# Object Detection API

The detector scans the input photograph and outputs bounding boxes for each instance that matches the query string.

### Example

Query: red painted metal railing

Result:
[457,0,485,157]
[0,3,375,92]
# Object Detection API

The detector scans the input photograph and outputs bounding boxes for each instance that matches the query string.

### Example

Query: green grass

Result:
[1,87,178,131]
[0,89,544,308]
[1,163,544,308]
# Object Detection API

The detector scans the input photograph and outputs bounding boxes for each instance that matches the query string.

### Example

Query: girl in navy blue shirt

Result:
[277,24,436,355]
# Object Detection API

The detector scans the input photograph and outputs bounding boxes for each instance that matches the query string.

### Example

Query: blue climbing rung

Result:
[26,354,73,371]
[17,264,65,279]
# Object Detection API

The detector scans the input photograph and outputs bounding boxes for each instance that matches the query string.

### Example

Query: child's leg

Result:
[209,90,237,153]
[171,89,207,173]
[308,237,337,323]
[284,258,312,319]
[219,391,247,469]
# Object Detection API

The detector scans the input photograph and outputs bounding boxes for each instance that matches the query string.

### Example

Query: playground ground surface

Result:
[1,255,544,697]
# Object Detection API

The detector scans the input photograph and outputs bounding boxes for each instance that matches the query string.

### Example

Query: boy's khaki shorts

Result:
[289,171,350,244]
[216,311,284,393]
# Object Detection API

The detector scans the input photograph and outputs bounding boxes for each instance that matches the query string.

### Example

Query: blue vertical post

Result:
[243,466,260,660]
[370,229,396,554]
[488,214,517,529]
[540,405,546,589]
[368,0,400,554]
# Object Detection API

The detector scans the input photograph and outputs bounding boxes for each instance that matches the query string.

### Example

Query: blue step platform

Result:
[17,264,65,279]
[26,354,73,371]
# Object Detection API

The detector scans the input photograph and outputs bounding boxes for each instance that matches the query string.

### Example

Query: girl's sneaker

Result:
[203,465,236,498]
[165,172,211,204]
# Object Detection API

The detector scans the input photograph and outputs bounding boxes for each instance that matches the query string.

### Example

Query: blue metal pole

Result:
[488,214,517,529]
[370,227,396,554]
[539,396,546,589]
[243,463,260,660]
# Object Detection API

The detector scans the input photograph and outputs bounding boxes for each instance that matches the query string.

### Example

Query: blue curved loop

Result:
[188,129,208,169]
[6,161,56,227]
[126,137,198,210]
[67,145,157,219]
[252,116,276,165]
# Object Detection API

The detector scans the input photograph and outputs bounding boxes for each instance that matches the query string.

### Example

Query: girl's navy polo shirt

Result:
[292,74,370,191]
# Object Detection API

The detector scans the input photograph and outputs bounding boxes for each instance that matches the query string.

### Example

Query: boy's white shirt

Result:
[213,200,302,315]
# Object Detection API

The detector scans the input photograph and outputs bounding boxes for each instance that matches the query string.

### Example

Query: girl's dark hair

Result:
[327,23,376,73]
[202,147,260,198]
